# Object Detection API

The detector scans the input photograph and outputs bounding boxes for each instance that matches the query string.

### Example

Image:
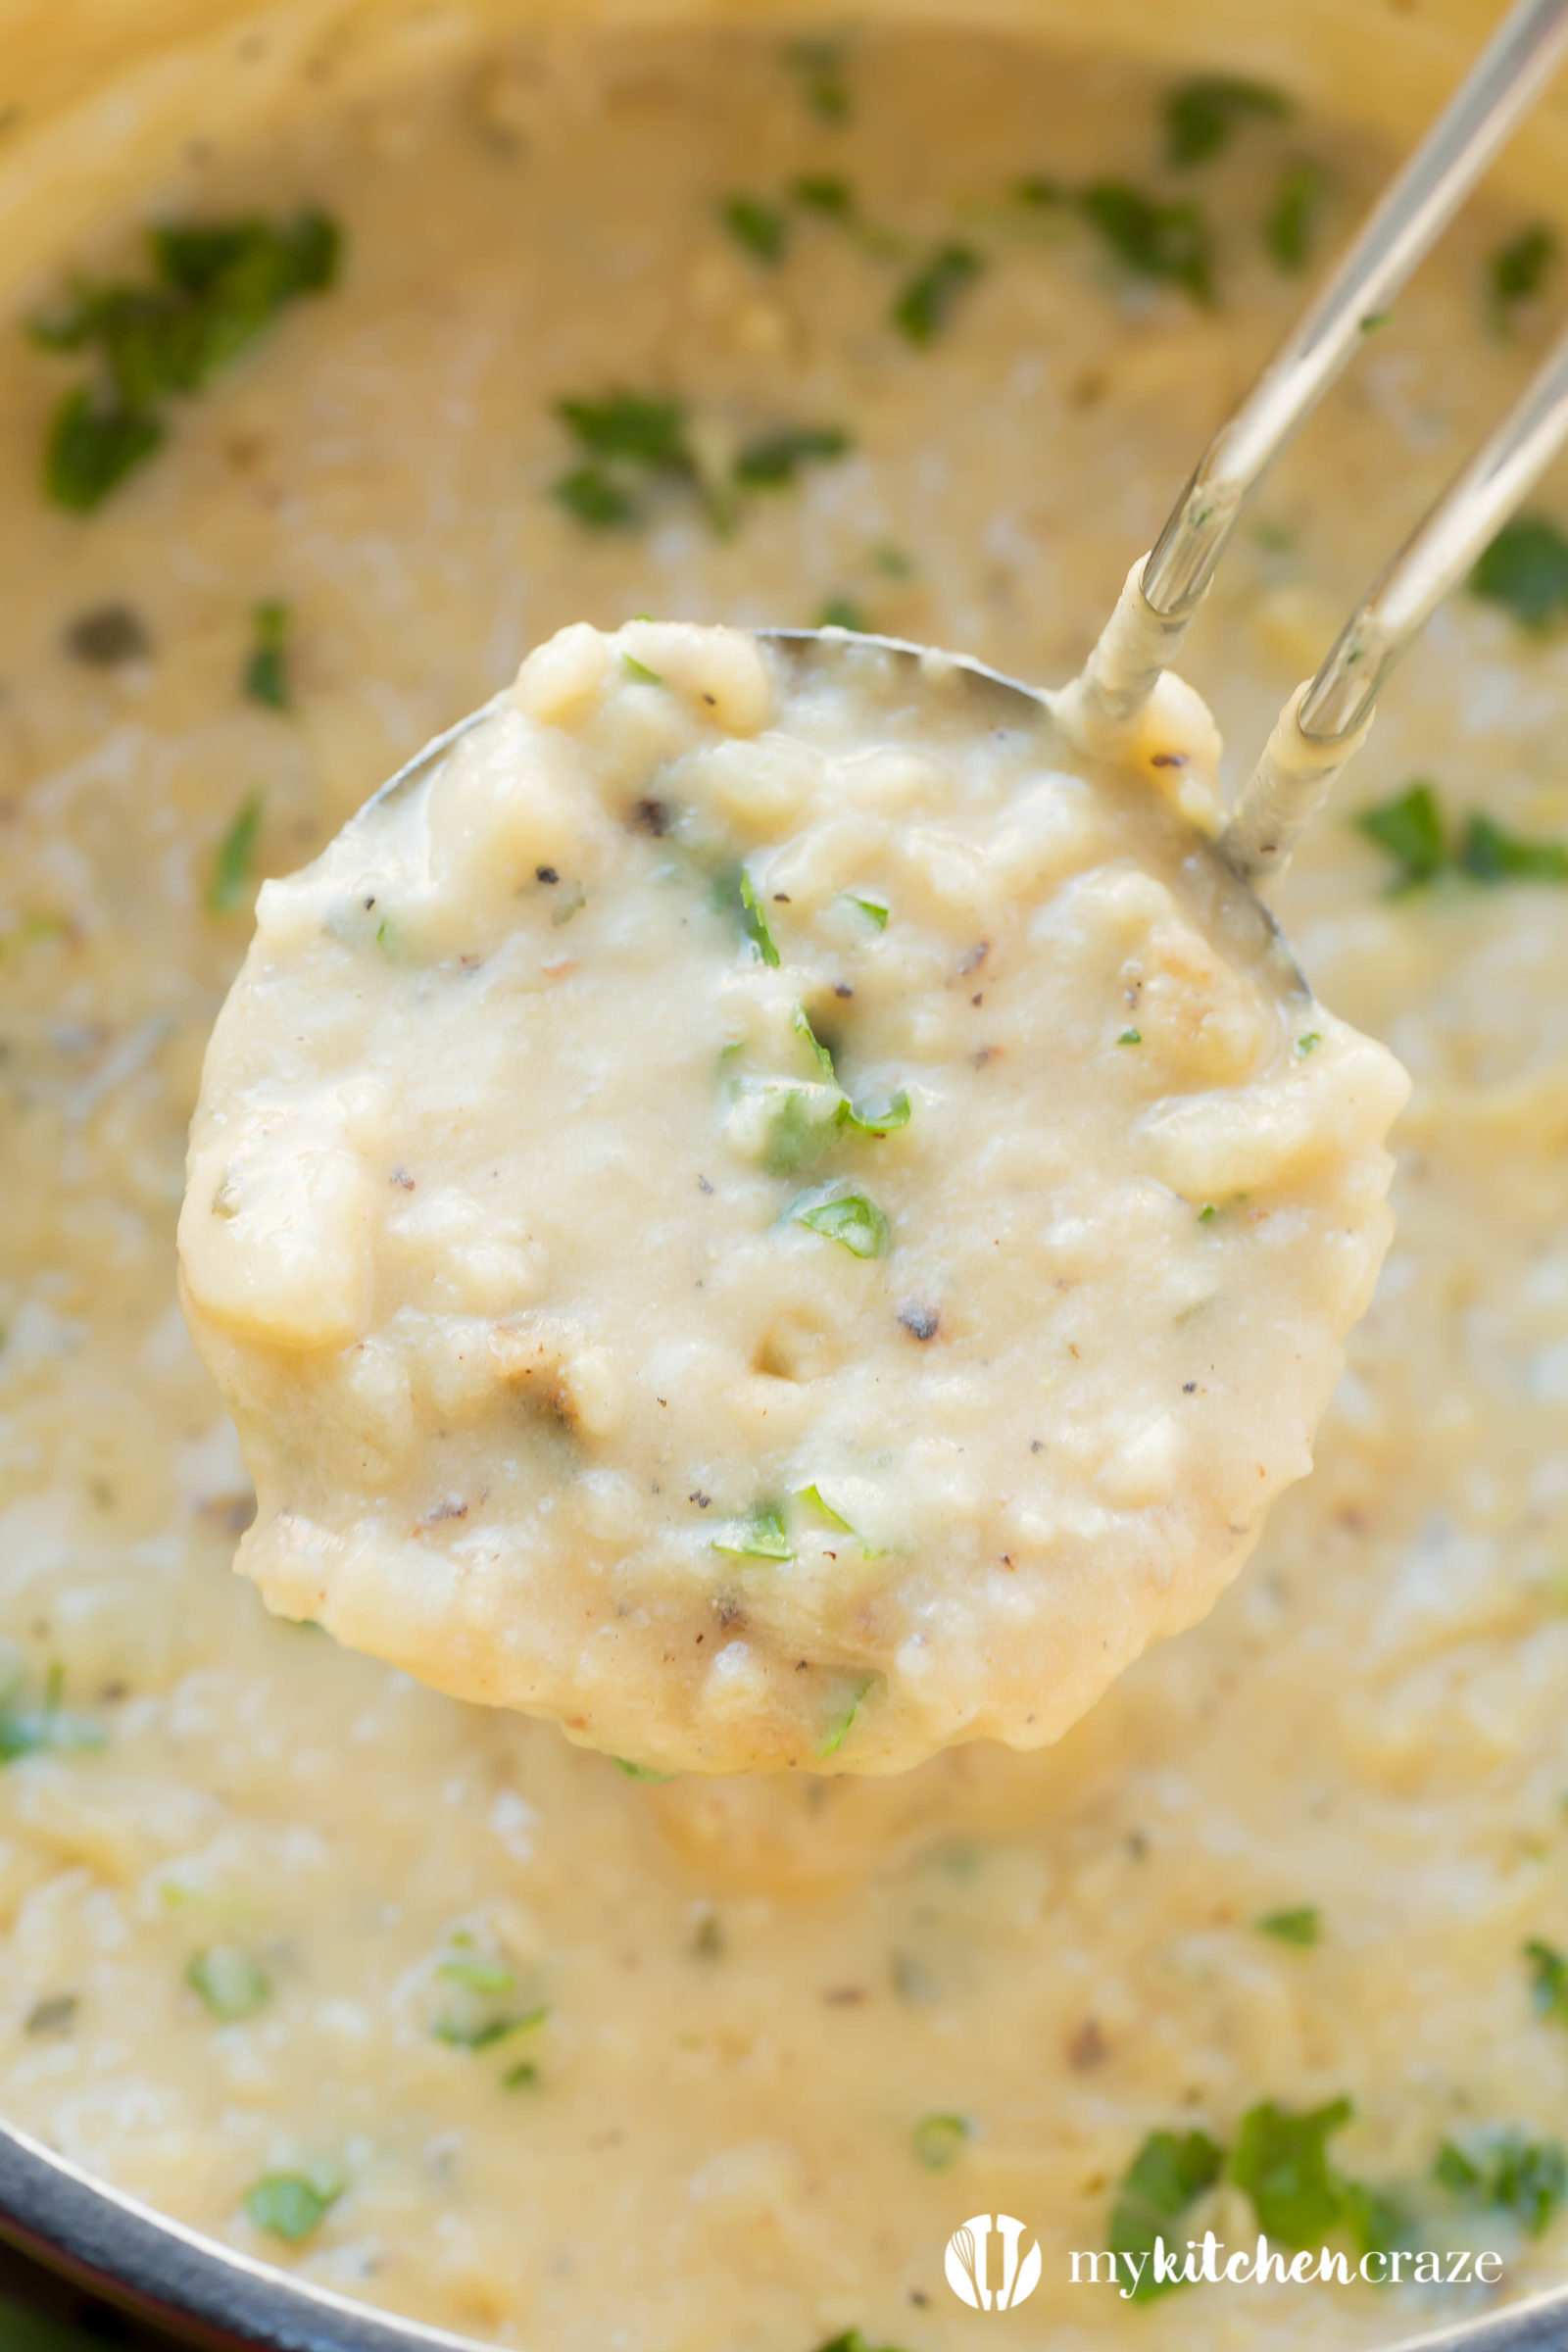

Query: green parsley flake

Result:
[1108,2129,1225,2302]
[1196,1202,1217,1224]
[1117,1028,1142,1046]
[840,1088,911,1138]
[1525,1936,1568,2026]
[0,1703,104,1765]
[1266,159,1328,271]
[621,653,663,685]
[45,391,165,512]
[788,1182,891,1258]
[186,1945,271,2022]
[244,600,290,710]
[551,390,695,531]
[1079,183,1213,304]
[782,36,852,123]
[32,211,340,511]
[1297,1032,1322,1055]
[815,1675,875,1760]
[1255,1905,1321,1947]
[797,1483,854,1532]
[911,2112,970,2171]
[892,245,984,344]
[792,174,855,218]
[1165,74,1290,168]
[711,1503,794,1563]
[734,424,852,487]
[244,2172,341,2243]
[847,890,890,927]
[207,793,265,916]
[1490,223,1557,317]
[720,194,788,265]
[792,1003,838,1083]
[1354,781,1446,890]
[436,1958,514,1996]
[553,466,639,529]
[1459,812,1568,884]
[738,868,782,967]
[1228,2097,1352,2246]
[816,596,871,633]
[1471,515,1568,631]
[612,1756,673,1784]
[1435,2131,1567,2238]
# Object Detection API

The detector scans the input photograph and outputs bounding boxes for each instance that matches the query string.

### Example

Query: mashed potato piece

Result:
[177,619,1406,1775]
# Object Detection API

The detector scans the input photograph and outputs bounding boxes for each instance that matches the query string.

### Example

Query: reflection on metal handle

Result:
[1074,0,1568,723]
[1225,319,1568,880]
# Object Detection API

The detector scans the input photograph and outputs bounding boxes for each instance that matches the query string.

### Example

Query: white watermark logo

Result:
[945,2214,1043,2310]
[1068,2232,1505,2296]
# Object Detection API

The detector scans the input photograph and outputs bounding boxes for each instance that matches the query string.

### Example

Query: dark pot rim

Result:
[1,2114,1566,2352]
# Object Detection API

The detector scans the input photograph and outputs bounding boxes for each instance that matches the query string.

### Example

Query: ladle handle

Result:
[1225,318,1568,881]
[1075,0,1568,723]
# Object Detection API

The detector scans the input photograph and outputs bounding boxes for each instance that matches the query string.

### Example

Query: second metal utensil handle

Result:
[1074,0,1568,723]
[1225,318,1568,879]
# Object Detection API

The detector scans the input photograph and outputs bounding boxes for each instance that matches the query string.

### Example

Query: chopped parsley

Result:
[1297,1032,1322,1054]
[815,1674,875,1759]
[739,868,781,966]
[733,424,851,487]
[1230,2097,1372,2248]
[1460,811,1568,884]
[816,597,871,632]
[1354,781,1447,889]
[892,244,984,344]
[847,889,889,927]
[1471,514,1568,631]
[554,466,638,529]
[1356,781,1568,890]
[207,793,265,915]
[840,1088,911,1137]
[1108,2130,1225,2301]
[1255,1905,1321,1947]
[1435,2131,1567,2238]
[1490,223,1557,319]
[792,173,855,218]
[911,2112,971,2171]
[612,1756,673,1784]
[186,1945,270,2022]
[1165,74,1290,168]
[787,1182,891,1258]
[243,2172,341,2243]
[45,394,165,513]
[710,1503,794,1562]
[552,389,696,530]
[720,193,788,264]
[32,210,339,511]
[621,653,663,685]
[1117,1027,1142,1046]
[753,1081,848,1175]
[1525,1936,1568,2027]
[798,1483,855,1532]
[244,600,290,710]
[1266,159,1328,272]
[782,36,852,123]
[0,1665,104,1765]
[436,1957,515,1996]
[792,1002,838,1083]
[1079,183,1213,304]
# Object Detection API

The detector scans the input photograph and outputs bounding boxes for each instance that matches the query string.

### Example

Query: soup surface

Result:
[1,21,1568,2352]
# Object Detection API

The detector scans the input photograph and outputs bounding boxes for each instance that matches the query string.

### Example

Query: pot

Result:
[0,1,1564,2346]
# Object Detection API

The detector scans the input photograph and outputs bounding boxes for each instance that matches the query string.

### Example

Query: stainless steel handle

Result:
[1225,318,1568,879]
[1073,0,1568,723]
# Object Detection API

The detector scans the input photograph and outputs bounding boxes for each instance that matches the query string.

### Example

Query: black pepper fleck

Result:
[898,1303,941,1342]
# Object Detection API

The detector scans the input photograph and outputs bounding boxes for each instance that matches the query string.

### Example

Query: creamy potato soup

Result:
[2,19,1568,2352]
[177,613,1401,1778]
